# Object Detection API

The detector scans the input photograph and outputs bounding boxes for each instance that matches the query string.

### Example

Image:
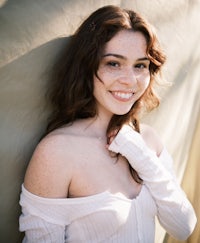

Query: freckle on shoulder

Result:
[24,128,74,198]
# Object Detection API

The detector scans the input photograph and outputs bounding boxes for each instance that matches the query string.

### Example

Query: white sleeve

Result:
[19,214,67,243]
[19,185,69,243]
[108,125,197,241]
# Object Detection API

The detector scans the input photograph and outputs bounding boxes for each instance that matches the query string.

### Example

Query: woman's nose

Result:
[118,68,137,86]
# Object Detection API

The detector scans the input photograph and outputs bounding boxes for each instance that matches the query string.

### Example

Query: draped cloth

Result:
[0,0,199,242]
[164,117,200,243]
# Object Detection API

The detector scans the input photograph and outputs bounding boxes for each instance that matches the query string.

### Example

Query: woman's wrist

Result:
[108,124,146,155]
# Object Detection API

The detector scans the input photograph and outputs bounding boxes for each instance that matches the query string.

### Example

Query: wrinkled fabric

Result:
[19,147,191,243]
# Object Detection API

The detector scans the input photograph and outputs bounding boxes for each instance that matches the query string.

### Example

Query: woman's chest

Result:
[68,140,141,199]
[65,186,156,243]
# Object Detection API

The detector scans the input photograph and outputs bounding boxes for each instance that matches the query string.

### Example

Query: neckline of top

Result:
[21,148,169,205]
[21,184,145,204]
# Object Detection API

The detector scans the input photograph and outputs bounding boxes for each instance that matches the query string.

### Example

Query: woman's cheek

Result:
[144,77,151,89]
[138,74,150,90]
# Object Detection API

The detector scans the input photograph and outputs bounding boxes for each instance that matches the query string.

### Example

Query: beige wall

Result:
[0,0,199,242]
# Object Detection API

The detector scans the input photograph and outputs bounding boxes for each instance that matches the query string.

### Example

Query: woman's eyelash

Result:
[105,61,149,69]
[107,61,120,67]
[135,63,148,69]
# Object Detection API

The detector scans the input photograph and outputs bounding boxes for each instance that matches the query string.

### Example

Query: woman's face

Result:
[93,29,150,118]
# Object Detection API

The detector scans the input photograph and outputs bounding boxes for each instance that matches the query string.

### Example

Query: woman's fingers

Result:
[107,129,119,146]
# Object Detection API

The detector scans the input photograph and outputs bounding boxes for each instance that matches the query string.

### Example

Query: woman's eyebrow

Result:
[137,57,150,62]
[102,53,149,62]
[102,53,126,60]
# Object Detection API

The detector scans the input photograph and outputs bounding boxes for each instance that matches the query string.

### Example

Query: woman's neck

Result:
[81,106,112,138]
[85,114,110,139]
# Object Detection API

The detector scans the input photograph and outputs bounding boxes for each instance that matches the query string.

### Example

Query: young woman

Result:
[19,5,196,242]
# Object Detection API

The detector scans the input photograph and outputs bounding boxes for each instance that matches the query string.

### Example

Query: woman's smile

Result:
[110,91,134,102]
[93,29,150,117]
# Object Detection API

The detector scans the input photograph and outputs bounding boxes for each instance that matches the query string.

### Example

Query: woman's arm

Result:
[108,124,197,240]
[19,213,67,243]
[20,133,74,242]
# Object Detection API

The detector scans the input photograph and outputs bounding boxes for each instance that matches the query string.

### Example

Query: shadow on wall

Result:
[0,36,71,243]
[0,1,121,241]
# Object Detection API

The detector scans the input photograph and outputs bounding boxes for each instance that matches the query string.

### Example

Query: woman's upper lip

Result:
[110,90,135,93]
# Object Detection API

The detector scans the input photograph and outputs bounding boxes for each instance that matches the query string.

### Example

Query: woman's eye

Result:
[135,63,147,69]
[107,61,120,67]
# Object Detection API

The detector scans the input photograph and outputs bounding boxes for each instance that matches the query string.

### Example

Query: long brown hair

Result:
[47,5,165,134]
[46,5,166,183]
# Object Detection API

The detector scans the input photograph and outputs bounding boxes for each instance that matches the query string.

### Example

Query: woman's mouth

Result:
[111,91,134,101]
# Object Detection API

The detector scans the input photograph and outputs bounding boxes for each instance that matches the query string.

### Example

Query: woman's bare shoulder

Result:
[140,123,163,156]
[24,127,78,198]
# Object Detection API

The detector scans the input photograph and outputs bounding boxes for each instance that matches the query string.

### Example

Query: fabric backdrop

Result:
[0,0,199,242]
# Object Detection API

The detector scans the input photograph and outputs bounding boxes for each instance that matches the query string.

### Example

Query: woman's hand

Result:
[106,128,119,148]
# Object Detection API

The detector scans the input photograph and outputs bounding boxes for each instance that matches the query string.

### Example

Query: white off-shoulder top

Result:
[19,147,197,243]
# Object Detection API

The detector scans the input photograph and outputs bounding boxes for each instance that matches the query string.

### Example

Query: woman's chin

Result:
[113,108,132,116]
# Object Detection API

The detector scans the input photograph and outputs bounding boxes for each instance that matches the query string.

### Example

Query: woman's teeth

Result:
[112,92,133,99]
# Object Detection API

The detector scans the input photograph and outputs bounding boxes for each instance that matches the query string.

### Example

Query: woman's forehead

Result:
[102,30,147,59]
